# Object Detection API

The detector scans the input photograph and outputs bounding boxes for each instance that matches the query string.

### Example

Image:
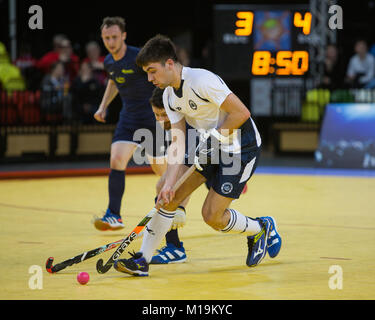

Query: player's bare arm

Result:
[158,118,186,205]
[217,93,251,135]
[94,79,119,123]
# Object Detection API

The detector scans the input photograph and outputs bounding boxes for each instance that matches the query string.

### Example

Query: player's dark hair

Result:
[149,87,165,109]
[101,17,126,33]
[136,34,178,67]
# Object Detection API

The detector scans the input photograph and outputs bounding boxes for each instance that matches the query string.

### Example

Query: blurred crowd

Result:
[319,39,375,91]
[0,33,212,125]
[1,34,107,124]
[25,35,105,123]
[1,33,375,125]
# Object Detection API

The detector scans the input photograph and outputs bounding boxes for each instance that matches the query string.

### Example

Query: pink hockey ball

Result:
[77,272,90,285]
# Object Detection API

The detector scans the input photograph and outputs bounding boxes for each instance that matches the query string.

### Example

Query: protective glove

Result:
[170,206,186,230]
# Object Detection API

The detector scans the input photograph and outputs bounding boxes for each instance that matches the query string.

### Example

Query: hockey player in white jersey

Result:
[113,34,282,277]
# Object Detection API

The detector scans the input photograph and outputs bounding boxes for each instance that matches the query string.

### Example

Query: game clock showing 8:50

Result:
[214,4,311,80]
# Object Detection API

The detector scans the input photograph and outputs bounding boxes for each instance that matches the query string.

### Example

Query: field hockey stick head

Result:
[96,258,112,274]
[46,257,55,273]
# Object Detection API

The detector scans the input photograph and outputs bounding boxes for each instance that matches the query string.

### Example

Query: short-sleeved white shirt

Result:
[162,66,261,153]
[162,67,232,130]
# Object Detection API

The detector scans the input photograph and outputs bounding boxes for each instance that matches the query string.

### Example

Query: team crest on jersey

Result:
[189,100,198,110]
[116,77,126,84]
[221,182,233,194]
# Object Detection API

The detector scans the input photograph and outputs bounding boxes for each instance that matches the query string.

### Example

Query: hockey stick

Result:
[45,234,140,274]
[96,164,197,274]
[45,213,155,274]
[45,238,123,274]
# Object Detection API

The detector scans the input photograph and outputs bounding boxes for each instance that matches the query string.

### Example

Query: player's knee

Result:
[110,154,128,170]
[202,207,224,231]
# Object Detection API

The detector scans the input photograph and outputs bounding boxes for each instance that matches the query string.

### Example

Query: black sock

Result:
[108,169,125,217]
[165,228,181,248]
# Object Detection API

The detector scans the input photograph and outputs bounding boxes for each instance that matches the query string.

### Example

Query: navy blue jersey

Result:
[104,45,155,126]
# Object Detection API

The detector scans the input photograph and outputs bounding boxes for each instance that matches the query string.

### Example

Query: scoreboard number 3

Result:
[235,11,254,36]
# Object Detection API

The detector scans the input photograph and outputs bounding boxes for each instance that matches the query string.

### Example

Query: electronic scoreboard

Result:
[214,4,312,116]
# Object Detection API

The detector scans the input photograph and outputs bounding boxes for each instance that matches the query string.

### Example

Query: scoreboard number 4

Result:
[293,12,312,35]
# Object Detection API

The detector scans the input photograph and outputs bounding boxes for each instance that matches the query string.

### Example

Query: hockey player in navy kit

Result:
[93,18,187,240]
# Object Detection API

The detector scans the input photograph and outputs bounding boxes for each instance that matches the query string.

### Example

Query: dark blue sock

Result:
[108,169,125,217]
[165,229,181,248]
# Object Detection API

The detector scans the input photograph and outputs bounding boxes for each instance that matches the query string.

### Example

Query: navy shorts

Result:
[191,146,261,199]
[112,113,168,158]
[185,119,262,199]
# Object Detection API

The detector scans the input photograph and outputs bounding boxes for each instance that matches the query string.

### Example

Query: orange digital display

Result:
[252,51,271,75]
[293,12,312,35]
[235,11,312,36]
[214,6,312,79]
[234,10,311,76]
[235,11,254,36]
[252,51,309,76]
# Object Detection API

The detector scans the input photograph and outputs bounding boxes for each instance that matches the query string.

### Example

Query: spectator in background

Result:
[37,35,80,83]
[199,40,213,70]
[70,62,103,123]
[57,39,80,82]
[82,41,107,86]
[364,43,375,89]
[176,46,191,66]
[175,45,200,67]
[40,61,68,123]
[14,43,42,90]
[345,39,375,88]
[319,44,344,90]
[36,34,67,72]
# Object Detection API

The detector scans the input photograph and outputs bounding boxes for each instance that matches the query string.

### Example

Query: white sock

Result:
[221,209,261,236]
[140,208,175,263]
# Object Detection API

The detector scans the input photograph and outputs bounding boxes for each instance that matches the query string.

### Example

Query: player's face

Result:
[143,60,174,89]
[101,25,126,55]
[152,105,171,130]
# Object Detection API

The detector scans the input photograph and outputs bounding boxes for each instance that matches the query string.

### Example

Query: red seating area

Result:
[0,90,41,125]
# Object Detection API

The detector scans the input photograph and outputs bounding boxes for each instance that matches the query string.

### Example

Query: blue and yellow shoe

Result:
[265,216,282,258]
[150,242,187,264]
[114,252,149,276]
[246,218,270,267]
[93,209,124,231]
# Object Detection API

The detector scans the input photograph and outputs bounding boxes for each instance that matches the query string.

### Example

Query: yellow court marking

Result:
[0,173,374,300]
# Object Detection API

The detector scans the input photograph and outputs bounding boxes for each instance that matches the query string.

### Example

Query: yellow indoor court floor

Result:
[0,171,374,300]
